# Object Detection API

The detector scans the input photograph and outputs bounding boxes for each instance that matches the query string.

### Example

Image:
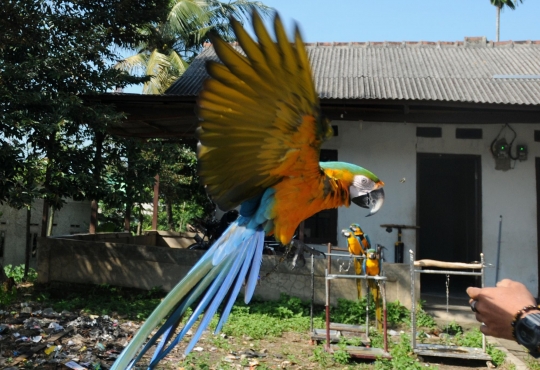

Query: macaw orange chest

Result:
[269,173,350,245]
[347,235,364,256]
[365,259,380,276]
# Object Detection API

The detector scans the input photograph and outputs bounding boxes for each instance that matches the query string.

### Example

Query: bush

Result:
[4,264,37,283]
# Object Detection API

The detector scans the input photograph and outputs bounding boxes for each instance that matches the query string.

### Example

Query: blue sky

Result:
[259,0,539,43]
[124,0,540,93]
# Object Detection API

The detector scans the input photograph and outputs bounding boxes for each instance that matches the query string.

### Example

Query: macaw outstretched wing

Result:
[197,12,333,212]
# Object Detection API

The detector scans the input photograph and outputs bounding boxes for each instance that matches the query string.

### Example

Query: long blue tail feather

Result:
[128,256,226,369]
[214,231,260,334]
[244,231,265,303]
[112,218,267,370]
[148,253,237,366]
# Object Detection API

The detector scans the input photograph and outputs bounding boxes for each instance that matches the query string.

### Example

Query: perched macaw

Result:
[112,11,384,370]
[350,223,371,253]
[341,228,365,299]
[364,246,384,330]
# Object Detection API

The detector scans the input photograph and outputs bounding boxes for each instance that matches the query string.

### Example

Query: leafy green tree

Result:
[100,137,161,232]
[1,0,169,242]
[490,0,523,41]
[117,0,272,94]
[154,140,211,231]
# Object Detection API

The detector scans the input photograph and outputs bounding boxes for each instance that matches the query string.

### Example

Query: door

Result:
[303,149,338,245]
[417,153,482,297]
[534,158,540,297]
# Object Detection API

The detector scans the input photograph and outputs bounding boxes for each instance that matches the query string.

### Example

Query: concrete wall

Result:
[37,236,419,307]
[0,199,90,268]
[323,121,540,293]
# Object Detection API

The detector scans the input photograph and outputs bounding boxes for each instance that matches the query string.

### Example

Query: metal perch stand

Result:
[314,243,391,359]
[409,249,491,361]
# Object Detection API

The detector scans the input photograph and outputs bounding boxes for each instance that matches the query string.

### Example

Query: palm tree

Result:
[491,0,523,42]
[117,0,272,94]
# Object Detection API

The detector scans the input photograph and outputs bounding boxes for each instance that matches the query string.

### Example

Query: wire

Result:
[490,123,518,160]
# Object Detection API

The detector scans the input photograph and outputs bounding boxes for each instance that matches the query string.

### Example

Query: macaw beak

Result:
[351,187,385,216]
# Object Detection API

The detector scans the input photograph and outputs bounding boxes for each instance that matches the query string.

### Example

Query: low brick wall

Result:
[37,236,419,307]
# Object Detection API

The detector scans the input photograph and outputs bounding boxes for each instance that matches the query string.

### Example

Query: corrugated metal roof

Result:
[166,38,540,106]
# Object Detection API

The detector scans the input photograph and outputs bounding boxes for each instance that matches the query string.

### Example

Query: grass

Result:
[0,265,512,369]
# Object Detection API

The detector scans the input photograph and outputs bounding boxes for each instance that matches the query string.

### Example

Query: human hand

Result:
[466,279,537,340]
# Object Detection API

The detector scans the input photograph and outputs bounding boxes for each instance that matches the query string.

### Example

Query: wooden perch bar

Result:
[414,259,482,270]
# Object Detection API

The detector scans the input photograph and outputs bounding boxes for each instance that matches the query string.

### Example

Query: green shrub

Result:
[4,264,38,283]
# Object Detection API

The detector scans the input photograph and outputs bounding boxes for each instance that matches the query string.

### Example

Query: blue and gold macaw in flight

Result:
[112,11,384,369]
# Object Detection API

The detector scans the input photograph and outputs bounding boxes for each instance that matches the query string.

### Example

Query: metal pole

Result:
[381,281,388,353]
[410,249,416,350]
[310,254,314,333]
[495,215,502,283]
[325,243,332,352]
[481,252,486,353]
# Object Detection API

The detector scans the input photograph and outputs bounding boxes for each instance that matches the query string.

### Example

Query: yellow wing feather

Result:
[197,11,332,211]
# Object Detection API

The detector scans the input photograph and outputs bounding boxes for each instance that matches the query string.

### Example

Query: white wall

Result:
[324,121,539,294]
[0,199,90,267]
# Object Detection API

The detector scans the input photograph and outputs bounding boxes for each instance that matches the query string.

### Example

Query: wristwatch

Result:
[515,312,540,358]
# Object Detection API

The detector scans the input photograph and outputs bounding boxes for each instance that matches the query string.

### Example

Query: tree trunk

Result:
[47,205,54,236]
[90,200,98,234]
[137,204,143,235]
[124,202,132,232]
[496,6,501,42]
[89,132,104,234]
[24,207,31,280]
[41,132,55,238]
[166,199,174,231]
[41,199,49,238]
[152,174,159,230]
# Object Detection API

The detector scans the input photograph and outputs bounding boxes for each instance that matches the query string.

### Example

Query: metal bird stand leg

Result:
[313,243,391,360]
[409,250,490,361]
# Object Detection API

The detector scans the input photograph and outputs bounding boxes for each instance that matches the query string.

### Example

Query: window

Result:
[303,149,338,245]
[417,127,442,138]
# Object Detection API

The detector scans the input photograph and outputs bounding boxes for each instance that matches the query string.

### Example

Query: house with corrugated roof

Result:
[105,36,540,297]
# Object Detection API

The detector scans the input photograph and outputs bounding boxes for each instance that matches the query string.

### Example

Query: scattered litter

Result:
[0,301,136,369]
[64,361,88,369]
[49,322,64,332]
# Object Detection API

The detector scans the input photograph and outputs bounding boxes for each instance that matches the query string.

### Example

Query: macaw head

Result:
[320,162,385,216]
[350,223,364,236]
[341,229,352,238]
[366,248,378,260]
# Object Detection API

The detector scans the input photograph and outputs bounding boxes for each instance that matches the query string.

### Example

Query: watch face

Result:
[516,313,540,348]
[519,325,536,344]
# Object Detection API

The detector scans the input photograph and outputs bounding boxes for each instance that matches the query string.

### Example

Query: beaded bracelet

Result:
[511,304,540,339]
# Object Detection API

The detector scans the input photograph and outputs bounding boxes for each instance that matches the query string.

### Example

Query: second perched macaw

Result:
[364,246,384,330]
[341,227,366,299]
[350,223,371,253]
[112,11,384,370]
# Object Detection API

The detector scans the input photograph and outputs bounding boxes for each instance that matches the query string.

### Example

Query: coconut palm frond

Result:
[167,0,212,37]
[114,54,149,76]
[142,49,189,94]
[168,50,189,74]
[211,0,273,20]
[491,0,523,10]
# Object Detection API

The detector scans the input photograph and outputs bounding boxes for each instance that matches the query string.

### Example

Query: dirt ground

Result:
[0,285,514,369]
[0,319,509,369]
